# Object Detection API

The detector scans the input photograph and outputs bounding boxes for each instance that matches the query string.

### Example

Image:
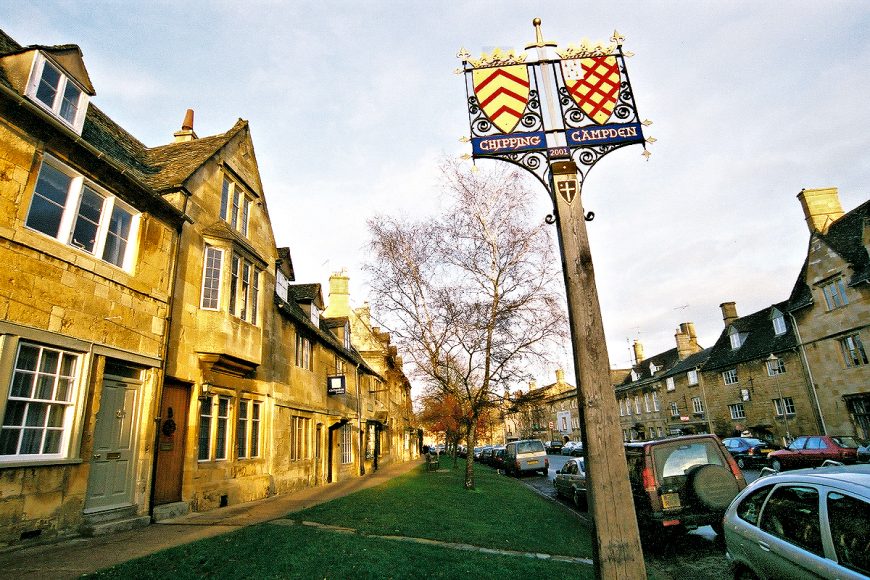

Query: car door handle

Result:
[758,541,771,552]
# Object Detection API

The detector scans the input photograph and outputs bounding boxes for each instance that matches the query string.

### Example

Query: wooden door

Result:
[153,381,190,505]
[86,379,139,511]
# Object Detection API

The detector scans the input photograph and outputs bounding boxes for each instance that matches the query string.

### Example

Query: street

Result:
[518,454,763,578]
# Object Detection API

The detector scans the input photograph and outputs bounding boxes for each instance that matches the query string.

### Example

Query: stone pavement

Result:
[0,459,423,579]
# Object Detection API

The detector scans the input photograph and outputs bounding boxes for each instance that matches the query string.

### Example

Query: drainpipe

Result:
[697,368,714,435]
[356,362,363,476]
[148,189,191,516]
[788,311,827,435]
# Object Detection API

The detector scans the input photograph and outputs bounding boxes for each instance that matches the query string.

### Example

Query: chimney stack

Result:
[675,323,698,360]
[632,339,644,364]
[324,269,350,318]
[173,109,198,143]
[555,368,565,385]
[797,187,843,235]
[720,302,739,327]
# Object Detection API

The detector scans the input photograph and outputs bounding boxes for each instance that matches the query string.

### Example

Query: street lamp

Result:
[459,18,652,578]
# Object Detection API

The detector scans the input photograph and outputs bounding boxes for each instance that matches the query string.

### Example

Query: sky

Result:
[4,2,869,392]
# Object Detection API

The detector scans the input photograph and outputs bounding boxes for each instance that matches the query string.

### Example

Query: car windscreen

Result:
[517,440,545,453]
[653,441,724,479]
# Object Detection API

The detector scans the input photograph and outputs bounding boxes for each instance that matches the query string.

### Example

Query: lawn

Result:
[87,462,596,579]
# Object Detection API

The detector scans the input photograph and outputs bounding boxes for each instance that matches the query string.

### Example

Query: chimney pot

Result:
[182,108,194,131]
[173,108,198,143]
[632,339,644,365]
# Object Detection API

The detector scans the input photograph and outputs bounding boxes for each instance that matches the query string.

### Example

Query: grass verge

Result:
[86,462,595,579]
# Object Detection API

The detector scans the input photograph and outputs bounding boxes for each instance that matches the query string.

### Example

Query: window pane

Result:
[35,61,61,107]
[10,371,34,398]
[27,164,71,237]
[201,247,222,309]
[198,398,212,461]
[0,429,20,455]
[35,374,55,400]
[102,205,132,266]
[760,486,822,556]
[70,186,104,252]
[2,401,27,427]
[60,81,81,124]
[19,428,42,454]
[42,429,61,454]
[237,400,248,458]
[220,178,230,221]
[828,492,870,574]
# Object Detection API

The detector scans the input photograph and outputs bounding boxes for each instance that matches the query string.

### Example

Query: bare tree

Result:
[365,161,567,489]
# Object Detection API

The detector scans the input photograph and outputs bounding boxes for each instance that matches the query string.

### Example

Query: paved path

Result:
[0,459,423,579]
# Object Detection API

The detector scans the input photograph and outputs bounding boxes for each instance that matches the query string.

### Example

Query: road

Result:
[518,453,763,578]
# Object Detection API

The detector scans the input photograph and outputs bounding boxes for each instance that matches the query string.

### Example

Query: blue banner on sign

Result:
[566,122,644,147]
[472,131,547,155]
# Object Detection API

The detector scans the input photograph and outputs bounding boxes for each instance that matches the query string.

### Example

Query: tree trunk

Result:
[464,418,478,490]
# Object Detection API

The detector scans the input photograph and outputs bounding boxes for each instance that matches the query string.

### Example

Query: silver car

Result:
[723,463,870,579]
[554,457,587,508]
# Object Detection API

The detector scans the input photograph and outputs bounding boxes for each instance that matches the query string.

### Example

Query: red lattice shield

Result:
[561,56,621,125]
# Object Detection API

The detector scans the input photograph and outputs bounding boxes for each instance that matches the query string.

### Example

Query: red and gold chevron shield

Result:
[472,64,530,134]
[561,56,621,125]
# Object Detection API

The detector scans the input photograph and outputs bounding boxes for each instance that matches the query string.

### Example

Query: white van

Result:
[504,439,549,476]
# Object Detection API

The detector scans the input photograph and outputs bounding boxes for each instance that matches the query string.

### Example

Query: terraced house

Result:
[0,28,415,548]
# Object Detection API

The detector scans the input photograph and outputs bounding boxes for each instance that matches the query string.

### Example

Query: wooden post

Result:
[551,161,646,578]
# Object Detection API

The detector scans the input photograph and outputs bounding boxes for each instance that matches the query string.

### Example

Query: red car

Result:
[767,435,861,471]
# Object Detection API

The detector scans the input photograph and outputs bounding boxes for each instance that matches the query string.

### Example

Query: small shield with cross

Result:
[555,175,578,204]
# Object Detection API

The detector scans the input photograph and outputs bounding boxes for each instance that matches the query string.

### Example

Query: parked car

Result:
[856,440,869,463]
[545,440,564,454]
[624,434,746,538]
[724,463,870,579]
[504,439,549,476]
[479,446,494,464]
[473,446,484,460]
[561,441,580,456]
[491,446,506,470]
[723,437,781,470]
[554,457,587,509]
[568,441,584,457]
[767,435,861,472]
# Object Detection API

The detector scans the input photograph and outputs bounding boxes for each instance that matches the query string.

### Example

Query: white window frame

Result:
[340,422,353,464]
[773,397,795,416]
[619,399,625,416]
[692,396,704,414]
[291,416,311,461]
[25,53,89,133]
[821,278,849,310]
[722,368,739,385]
[236,399,261,459]
[665,377,675,391]
[644,393,651,413]
[215,396,231,461]
[670,402,679,417]
[767,358,786,376]
[840,334,868,368]
[25,157,139,270]
[295,335,312,371]
[220,175,253,237]
[200,246,224,310]
[634,395,641,414]
[0,342,82,463]
[229,254,260,325]
[772,313,786,335]
[729,403,746,420]
[624,398,631,416]
[652,391,660,412]
[687,369,698,385]
[729,327,744,350]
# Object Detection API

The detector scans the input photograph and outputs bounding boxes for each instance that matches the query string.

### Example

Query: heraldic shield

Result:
[561,56,621,125]
[472,64,530,134]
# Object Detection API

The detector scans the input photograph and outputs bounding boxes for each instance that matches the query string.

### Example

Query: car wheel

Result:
[771,458,782,472]
[733,565,759,580]
[736,457,746,469]
[573,490,587,510]
[690,464,740,510]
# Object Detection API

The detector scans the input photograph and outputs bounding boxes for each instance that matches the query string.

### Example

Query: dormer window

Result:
[771,310,786,335]
[26,53,88,133]
[728,326,745,350]
[630,369,639,382]
[343,322,351,350]
[649,362,661,375]
[310,304,320,327]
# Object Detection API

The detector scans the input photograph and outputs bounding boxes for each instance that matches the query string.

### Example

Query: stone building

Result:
[787,188,870,439]
[0,30,184,543]
[616,324,705,441]
[0,28,416,547]
[700,301,817,445]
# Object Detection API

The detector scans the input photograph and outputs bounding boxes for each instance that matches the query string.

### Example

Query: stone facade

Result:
[0,28,416,548]
[0,31,183,545]
[787,189,870,438]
